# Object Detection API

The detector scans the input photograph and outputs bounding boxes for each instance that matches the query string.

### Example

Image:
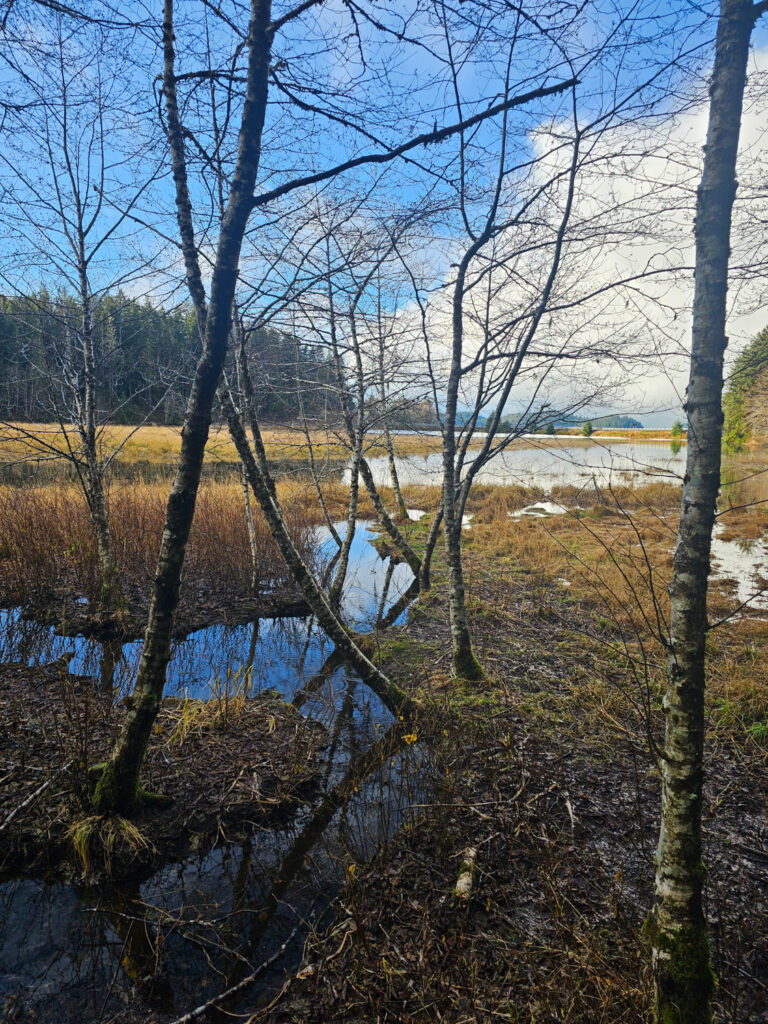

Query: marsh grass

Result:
[0,421,453,466]
[0,478,318,608]
[67,814,152,879]
[464,480,768,747]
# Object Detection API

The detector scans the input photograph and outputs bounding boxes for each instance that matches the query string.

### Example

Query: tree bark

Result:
[219,383,414,717]
[443,253,484,680]
[651,2,758,1019]
[75,263,123,614]
[93,0,273,815]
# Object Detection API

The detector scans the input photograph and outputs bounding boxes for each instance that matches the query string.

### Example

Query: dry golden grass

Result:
[555,427,684,440]
[0,422,453,465]
[0,477,318,606]
[465,482,768,743]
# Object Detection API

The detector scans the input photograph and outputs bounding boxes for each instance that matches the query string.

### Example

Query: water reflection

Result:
[356,439,690,491]
[0,521,425,1024]
[0,521,414,702]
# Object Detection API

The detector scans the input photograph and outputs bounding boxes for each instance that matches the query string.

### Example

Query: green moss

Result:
[644,915,715,1024]
[90,761,172,815]
[452,646,485,681]
[91,761,124,815]
[137,788,174,809]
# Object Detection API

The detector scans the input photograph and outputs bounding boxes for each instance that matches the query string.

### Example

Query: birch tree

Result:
[650,0,768,1019]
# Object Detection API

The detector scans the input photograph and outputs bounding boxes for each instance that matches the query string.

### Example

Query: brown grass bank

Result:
[0,478,319,631]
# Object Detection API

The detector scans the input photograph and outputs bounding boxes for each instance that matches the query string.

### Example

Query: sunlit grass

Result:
[0,421,454,464]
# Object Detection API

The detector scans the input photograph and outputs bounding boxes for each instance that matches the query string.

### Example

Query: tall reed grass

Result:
[0,479,318,609]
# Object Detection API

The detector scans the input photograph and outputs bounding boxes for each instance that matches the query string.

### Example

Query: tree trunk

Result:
[328,264,422,578]
[77,267,123,614]
[651,2,757,1019]
[420,503,443,591]
[92,0,273,815]
[240,463,260,592]
[376,316,408,521]
[359,457,422,576]
[219,383,414,717]
[329,450,361,611]
[443,258,483,680]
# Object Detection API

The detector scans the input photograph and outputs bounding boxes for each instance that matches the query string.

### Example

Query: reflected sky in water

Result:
[0,520,425,1023]
[358,439,688,491]
[0,520,414,703]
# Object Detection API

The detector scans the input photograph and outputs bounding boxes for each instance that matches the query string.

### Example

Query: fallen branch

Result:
[167,918,302,1024]
[454,847,478,902]
[0,760,73,832]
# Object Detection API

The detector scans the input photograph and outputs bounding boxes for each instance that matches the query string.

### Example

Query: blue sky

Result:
[1,0,766,427]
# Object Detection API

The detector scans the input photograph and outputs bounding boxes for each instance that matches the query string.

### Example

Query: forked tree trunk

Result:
[219,383,414,717]
[92,0,272,815]
[651,2,760,1019]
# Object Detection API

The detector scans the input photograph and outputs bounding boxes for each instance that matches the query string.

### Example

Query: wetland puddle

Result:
[0,522,428,1024]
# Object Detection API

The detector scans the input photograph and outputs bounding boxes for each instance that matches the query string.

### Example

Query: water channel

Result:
[0,523,425,1023]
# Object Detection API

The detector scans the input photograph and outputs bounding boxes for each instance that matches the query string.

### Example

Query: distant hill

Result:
[499,412,643,433]
[551,415,643,430]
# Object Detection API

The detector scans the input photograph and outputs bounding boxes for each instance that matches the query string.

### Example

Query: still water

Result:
[358,437,691,491]
[0,523,424,1024]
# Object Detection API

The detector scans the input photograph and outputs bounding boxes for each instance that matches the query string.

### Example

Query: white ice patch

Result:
[406,508,426,521]
[710,525,768,612]
[508,502,578,519]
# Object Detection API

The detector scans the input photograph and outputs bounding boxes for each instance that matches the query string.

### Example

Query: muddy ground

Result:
[0,661,327,880]
[260,565,768,1024]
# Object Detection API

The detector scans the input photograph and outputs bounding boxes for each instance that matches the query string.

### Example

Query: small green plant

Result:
[670,419,684,438]
[746,720,768,745]
[581,420,593,437]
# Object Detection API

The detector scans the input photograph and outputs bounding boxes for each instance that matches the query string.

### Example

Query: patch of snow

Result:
[406,508,426,521]
[508,502,580,519]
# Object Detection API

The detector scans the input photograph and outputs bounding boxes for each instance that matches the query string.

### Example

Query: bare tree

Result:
[650,1,768,1020]
[92,0,274,813]
[0,12,163,614]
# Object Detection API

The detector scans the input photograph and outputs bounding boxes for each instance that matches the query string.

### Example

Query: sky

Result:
[1,1,767,428]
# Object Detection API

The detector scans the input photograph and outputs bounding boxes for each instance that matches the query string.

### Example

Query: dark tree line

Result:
[0,291,340,425]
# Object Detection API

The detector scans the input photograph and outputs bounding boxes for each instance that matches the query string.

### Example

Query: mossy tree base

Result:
[646,915,715,1024]
[452,646,485,682]
[89,761,173,816]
